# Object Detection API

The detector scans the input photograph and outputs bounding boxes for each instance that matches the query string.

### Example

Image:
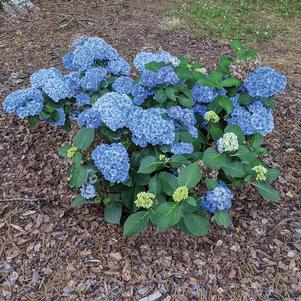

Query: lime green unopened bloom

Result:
[252,165,267,181]
[67,146,78,158]
[135,192,155,209]
[204,111,220,123]
[172,186,189,202]
[159,154,169,162]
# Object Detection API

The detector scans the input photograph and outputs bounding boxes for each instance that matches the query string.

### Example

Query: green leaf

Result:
[104,202,122,224]
[72,151,82,164]
[222,78,241,88]
[185,197,198,207]
[178,95,194,108]
[166,87,177,101]
[28,115,39,127]
[145,61,166,72]
[175,66,193,80]
[234,145,257,163]
[205,178,218,190]
[266,168,281,181]
[58,146,69,157]
[138,156,163,174]
[123,211,149,236]
[230,40,244,51]
[71,195,86,208]
[154,202,182,231]
[73,128,95,151]
[261,97,274,109]
[158,172,178,195]
[170,155,190,168]
[214,210,230,228]
[222,161,246,178]
[69,165,88,188]
[183,212,209,236]
[217,56,234,74]
[224,124,244,143]
[154,89,167,103]
[218,96,233,114]
[237,50,257,60]
[148,175,161,195]
[238,93,253,106]
[203,147,228,169]
[250,133,263,148]
[178,163,202,189]
[132,173,151,186]
[209,124,223,140]
[253,182,281,202]
[208,71,223,88]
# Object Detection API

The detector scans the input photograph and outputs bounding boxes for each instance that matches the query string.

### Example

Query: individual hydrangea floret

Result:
[112,76,134,94]
[131,84,153,105]
[204,111,220,123]
[128,107,175,147]
[91,143,130,183]
[134,50,180,73]
[192,84,220,103]
[167,106,196,127]
[244,67,287,98]
[80,67,108,91]
[201,181,233,213]
[252,165,267,181]
[75,93,90,106]
[171,142,194,155]
[93,92,134,131]
[172,186,189,202]
[3,88,44,118]
[216,132,239,153]
[80,184,96,199]
[135,192,155,209]
[77,108,102,128]
[107,57,131,76]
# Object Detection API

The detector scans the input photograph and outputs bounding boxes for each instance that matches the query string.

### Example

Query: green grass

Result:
[174,0,301,42]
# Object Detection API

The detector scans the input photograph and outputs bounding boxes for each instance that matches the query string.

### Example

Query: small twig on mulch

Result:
[0,198,49,202]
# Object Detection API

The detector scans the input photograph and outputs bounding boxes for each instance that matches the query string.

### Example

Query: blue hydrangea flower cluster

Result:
[192,84,225,103]
[80,184,96,199]
[80,67,108,91]
[193,104,207,117]
[171,142,194,154]
[244,67,287,98]
[3,88,44,118]
[75,93,90,106]
[112,76,134,94]
[131,84,153,105]
[134,50,180,73]
[77,108,102,128]
[228,95,274,136]
[201,181,233,213]
[128,107,175,147]
[93,92,135,131]
[107,57,131,76]
[91,143,130,183]
[167,106,196,127]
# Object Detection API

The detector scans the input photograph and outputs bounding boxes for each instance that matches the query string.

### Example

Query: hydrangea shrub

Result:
[3,38,287,236]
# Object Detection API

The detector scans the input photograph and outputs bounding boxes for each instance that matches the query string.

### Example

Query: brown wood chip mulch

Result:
[0,1,300,300]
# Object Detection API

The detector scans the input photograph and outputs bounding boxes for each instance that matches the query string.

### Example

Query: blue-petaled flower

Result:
[131,84,153,105]
[91,143,130,183]
[93,92,134,131]
[77,108,102,128]
[244,67,287,98]
[75,93,90,106]
[42,77,72,102]
[80,67,107,91]
[171,142,194,154]
[134,50,180,73]
[201,181,233,213]
[30,68,62,89]
[107,57,131,76]
[80,184,96,199]
[192,84,220,103]
[167,106,196,126]
[62,52,76,71]
[228,97,274,136]
[128,107,175,147]
[3,88,44,118]
[193,104,207,117]
[65,72,81,96]
[216,132,239,153]
[112,76,134,94]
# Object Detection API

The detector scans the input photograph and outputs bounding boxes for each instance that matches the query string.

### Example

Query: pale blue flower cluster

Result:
[244,67,287,98]
[167,106,196,127]
[93,92,134,131]
[193,104,207,117]
[171,142,194,154]
[201,181,233,213]
[77,108,102,128]
[228,95,274,136]
[75,93,90,106]
[80,184,96,199]
[91,143,130,183]
[3,88,44,118]
[134,50,180,73]
[131,84,153,105]
[112,76,134,94]
[192,84,220,103]
[128,108,175,147]
[107,57,131,76]
[80,67,108,91]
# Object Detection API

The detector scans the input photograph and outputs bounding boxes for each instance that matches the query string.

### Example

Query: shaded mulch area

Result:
[0,1,300,300]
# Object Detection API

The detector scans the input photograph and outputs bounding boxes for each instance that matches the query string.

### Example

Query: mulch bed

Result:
[0,1,300,300]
